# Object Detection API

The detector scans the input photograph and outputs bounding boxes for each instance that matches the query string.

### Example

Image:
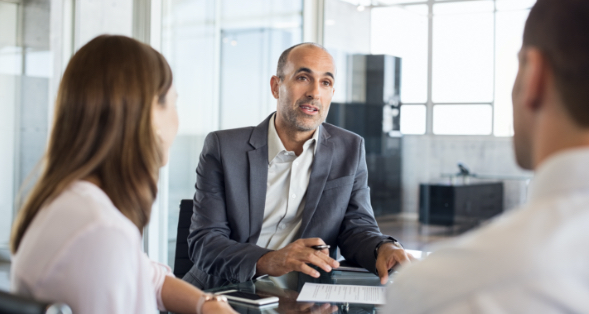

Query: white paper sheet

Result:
[296,283,386,305]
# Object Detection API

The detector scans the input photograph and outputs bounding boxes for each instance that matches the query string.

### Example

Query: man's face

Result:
[512,49,534,170]
[272,45,336,133]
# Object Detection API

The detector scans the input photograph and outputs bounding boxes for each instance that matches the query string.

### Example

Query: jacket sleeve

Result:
[337,138,394,275]
[186,132,271,283]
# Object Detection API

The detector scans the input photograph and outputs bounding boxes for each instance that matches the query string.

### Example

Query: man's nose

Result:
[306,81,321,99]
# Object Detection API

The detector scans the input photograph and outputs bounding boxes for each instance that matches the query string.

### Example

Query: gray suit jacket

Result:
[183,113,394,289]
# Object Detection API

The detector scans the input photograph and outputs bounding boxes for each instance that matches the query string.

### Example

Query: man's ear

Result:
[521,48,549,111]
[270,75,280,99]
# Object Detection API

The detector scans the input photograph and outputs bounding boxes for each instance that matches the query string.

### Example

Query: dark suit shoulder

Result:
[321,123,363,146]
[210,126,255,142]
[211,126,254,140]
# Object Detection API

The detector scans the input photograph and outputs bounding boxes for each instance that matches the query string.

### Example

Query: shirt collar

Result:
[267,113,320,163]
[528,147,589,202]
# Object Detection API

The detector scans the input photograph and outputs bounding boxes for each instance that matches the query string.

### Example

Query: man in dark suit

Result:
[184,43,413,290]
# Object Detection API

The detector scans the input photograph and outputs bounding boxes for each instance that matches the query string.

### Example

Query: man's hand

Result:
[375,243,415,284]
[256,238,340,278]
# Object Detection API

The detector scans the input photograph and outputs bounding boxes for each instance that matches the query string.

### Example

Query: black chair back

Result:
[173,199,195,279]
[0,290,71,314]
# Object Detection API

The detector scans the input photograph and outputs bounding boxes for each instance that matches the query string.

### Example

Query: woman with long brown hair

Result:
[9,35,236,314]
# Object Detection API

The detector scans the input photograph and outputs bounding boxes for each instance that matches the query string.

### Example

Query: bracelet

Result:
[196,293,228,314]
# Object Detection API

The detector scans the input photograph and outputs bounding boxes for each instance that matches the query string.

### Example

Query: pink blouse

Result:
[11,181,173,313]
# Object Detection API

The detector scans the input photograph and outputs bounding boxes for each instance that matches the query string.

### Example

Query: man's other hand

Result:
[256,238,340,278]
[376,243,416,284]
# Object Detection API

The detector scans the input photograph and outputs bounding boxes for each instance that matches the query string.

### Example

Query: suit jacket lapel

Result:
[297,125,333,238]
[246,114,272,243]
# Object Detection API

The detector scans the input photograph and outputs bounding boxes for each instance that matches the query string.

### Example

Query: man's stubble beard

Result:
[280,99,323,132]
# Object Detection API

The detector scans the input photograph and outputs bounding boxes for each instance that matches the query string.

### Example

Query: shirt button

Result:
[291,193,296,199]
[294,161,299,166]
[279,224,285,230]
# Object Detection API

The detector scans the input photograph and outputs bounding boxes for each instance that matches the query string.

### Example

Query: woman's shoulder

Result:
[47,180,138,233]
[12,181,143,294]
[13,181,140,270]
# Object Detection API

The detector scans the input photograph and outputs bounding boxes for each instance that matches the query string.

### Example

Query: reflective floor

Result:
[375,215,457,252]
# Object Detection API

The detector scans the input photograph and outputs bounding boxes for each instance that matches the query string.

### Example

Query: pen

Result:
[311,245,330,250]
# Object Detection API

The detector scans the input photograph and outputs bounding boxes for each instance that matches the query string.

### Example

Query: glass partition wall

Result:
[0,0,53,253]
[161,0,303,267]
[0,0,20,252]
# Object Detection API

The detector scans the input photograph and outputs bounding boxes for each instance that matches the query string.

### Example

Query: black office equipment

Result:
[419,182,504,227]
[173,199,195,279]
[326,54,402,216]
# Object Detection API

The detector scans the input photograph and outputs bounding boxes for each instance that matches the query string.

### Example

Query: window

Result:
[432,1,494,103]
[433,105,492,135]
[371,0,533,136]
[400,105,426,134]
[371,5,428,104]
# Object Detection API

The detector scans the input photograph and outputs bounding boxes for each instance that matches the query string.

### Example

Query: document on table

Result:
[296,283,386,305]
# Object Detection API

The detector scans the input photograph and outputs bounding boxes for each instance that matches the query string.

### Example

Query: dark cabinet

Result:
[419,182,504,226]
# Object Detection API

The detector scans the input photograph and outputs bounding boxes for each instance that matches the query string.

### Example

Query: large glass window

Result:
[432,1,494,103]
[161,0,303,267]
[371,5,427,104]
[371,0,533,136]
[494,6,530,136]
[433,104,493,135]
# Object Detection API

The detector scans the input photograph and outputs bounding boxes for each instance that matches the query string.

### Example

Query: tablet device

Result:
[215,290,279,306]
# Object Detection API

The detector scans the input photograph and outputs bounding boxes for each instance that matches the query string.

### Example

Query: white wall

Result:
[75,0,133,50]
[401,135,533,214]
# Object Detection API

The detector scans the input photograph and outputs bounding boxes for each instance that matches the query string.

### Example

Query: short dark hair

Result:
[276,42,328,80]
[524,0,589,127]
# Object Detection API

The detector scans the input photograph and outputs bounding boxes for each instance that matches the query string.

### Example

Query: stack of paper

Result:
[296,283,386,305]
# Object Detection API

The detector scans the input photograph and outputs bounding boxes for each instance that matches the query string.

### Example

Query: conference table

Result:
[201,249,425,314]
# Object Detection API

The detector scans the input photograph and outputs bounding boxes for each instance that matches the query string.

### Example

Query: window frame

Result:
[375,0,533,136]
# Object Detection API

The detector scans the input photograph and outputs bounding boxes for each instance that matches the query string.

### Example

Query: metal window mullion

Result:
[12,0,24,217]
[491,0,497,136]
[214,0,222,131]
[432,102,493,105]
[426,0,434,135]
[303,0,325,44]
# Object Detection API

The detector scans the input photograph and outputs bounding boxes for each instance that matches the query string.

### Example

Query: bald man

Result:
[184,43,413,290]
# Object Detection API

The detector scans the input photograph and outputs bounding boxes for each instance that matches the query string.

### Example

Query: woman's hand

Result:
[201,300,238,314]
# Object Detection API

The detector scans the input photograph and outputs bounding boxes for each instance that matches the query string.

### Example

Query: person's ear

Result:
[520,48,549,112]
[270,75,280,99]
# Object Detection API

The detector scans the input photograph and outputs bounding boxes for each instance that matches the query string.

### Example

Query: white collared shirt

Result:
[385,148,589,313]
[256,114,319,251]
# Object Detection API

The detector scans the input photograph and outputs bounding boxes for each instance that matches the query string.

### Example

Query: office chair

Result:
[0,290,71,314]
[173,199,195,279]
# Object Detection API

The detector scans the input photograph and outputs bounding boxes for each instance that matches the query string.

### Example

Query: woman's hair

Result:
[10,35,173,253]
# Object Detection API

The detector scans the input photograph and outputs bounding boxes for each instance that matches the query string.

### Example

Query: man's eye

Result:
[297,76,307,81]
[323,81,332,86]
